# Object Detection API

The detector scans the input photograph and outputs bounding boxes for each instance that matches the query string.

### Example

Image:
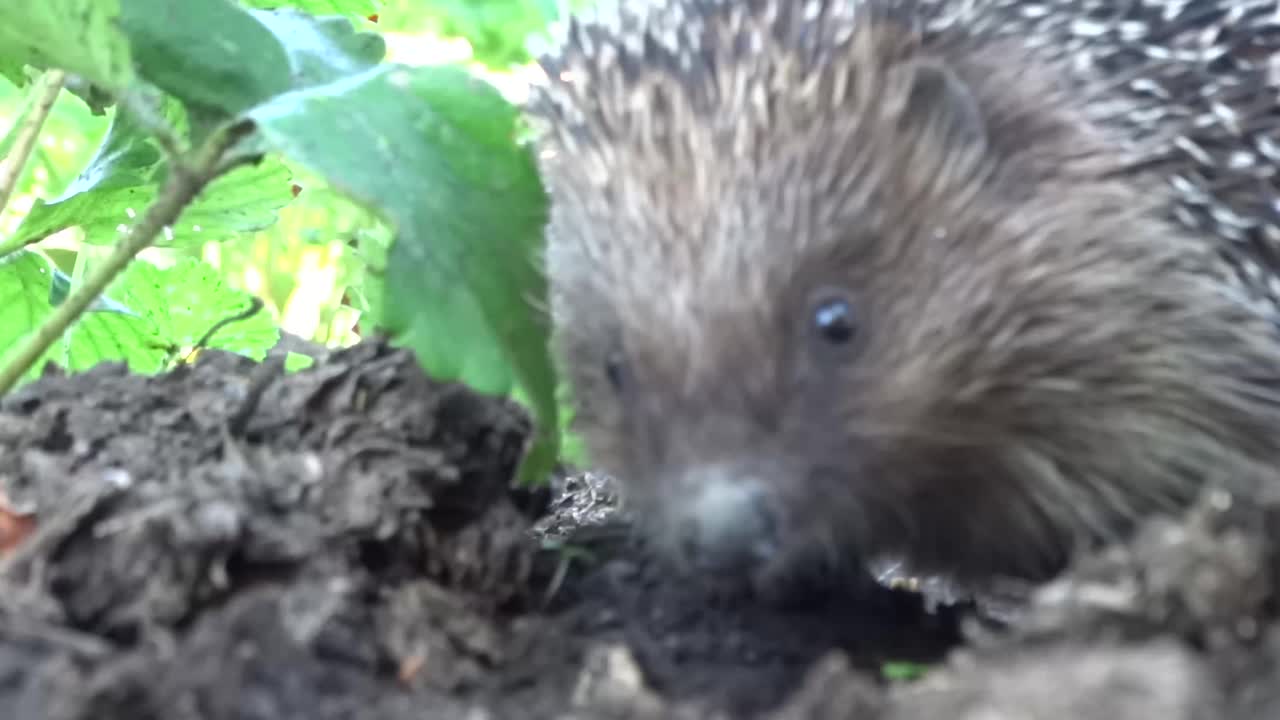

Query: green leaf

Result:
[52,310,170,376]
[107,257,280,360]
[245,63,559,484]
[881,661,930,682]
[5,256,278,387]
[416,0,559,68]
[49,267,136,314]
[0,60,28,90]
[0,251,56,356]
[0,0,136,93]
[8,101,294,248]
[117,0,292,116]
[247,8,386,87]
[0,250,166,384]
[401,270,512,397]
[284,351,315,372]
[116,0,385,119]
[240,0,381,21]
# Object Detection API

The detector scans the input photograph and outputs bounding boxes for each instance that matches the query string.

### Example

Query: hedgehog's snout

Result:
[672,462,783,576]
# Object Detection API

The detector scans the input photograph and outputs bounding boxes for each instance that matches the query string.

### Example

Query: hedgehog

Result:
[522,0,1280,596]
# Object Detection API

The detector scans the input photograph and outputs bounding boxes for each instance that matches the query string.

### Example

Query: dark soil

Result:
[1,339,1278,719]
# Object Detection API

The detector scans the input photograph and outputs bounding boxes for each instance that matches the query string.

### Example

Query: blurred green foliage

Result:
[0,0,597,478]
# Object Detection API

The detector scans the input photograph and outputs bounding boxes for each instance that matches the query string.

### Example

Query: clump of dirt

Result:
[0,339,1278,720]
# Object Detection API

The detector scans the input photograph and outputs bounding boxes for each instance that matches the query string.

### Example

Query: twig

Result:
[175,295,265,367]
[0,70,66,244]
[0,119,258,395]
[115,87,188,160]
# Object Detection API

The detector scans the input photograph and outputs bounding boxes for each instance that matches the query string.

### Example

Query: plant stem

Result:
[0,120,256,395]
[117,88,188,160]
[0,232,32,260]
[0,70,66,237]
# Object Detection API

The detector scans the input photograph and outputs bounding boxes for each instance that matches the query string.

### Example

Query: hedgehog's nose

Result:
[677,468,780,575]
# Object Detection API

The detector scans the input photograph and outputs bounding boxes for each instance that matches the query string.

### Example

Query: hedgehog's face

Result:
[535,10,1280,595]
[550,256,923,592]
[550,193,1280,598]
[548,208,1096,594]
[539,54,1074,591]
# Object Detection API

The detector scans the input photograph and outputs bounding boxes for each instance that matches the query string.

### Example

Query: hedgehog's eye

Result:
[604,350,626,391]
[810,292,858,348]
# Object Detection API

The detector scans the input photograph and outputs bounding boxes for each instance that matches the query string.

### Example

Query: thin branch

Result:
[0,120,257,395]
[0,229,35,260]
[171,295,265,368]
[0,70,66,239]
[115,88,188,162]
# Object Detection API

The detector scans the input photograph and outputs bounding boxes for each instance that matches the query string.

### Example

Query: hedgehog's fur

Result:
[526,0,1280,591]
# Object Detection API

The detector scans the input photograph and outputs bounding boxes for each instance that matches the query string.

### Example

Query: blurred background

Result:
[0,0,559,352]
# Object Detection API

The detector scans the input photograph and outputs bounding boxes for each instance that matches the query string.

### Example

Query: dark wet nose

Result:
[678,472,781,575]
